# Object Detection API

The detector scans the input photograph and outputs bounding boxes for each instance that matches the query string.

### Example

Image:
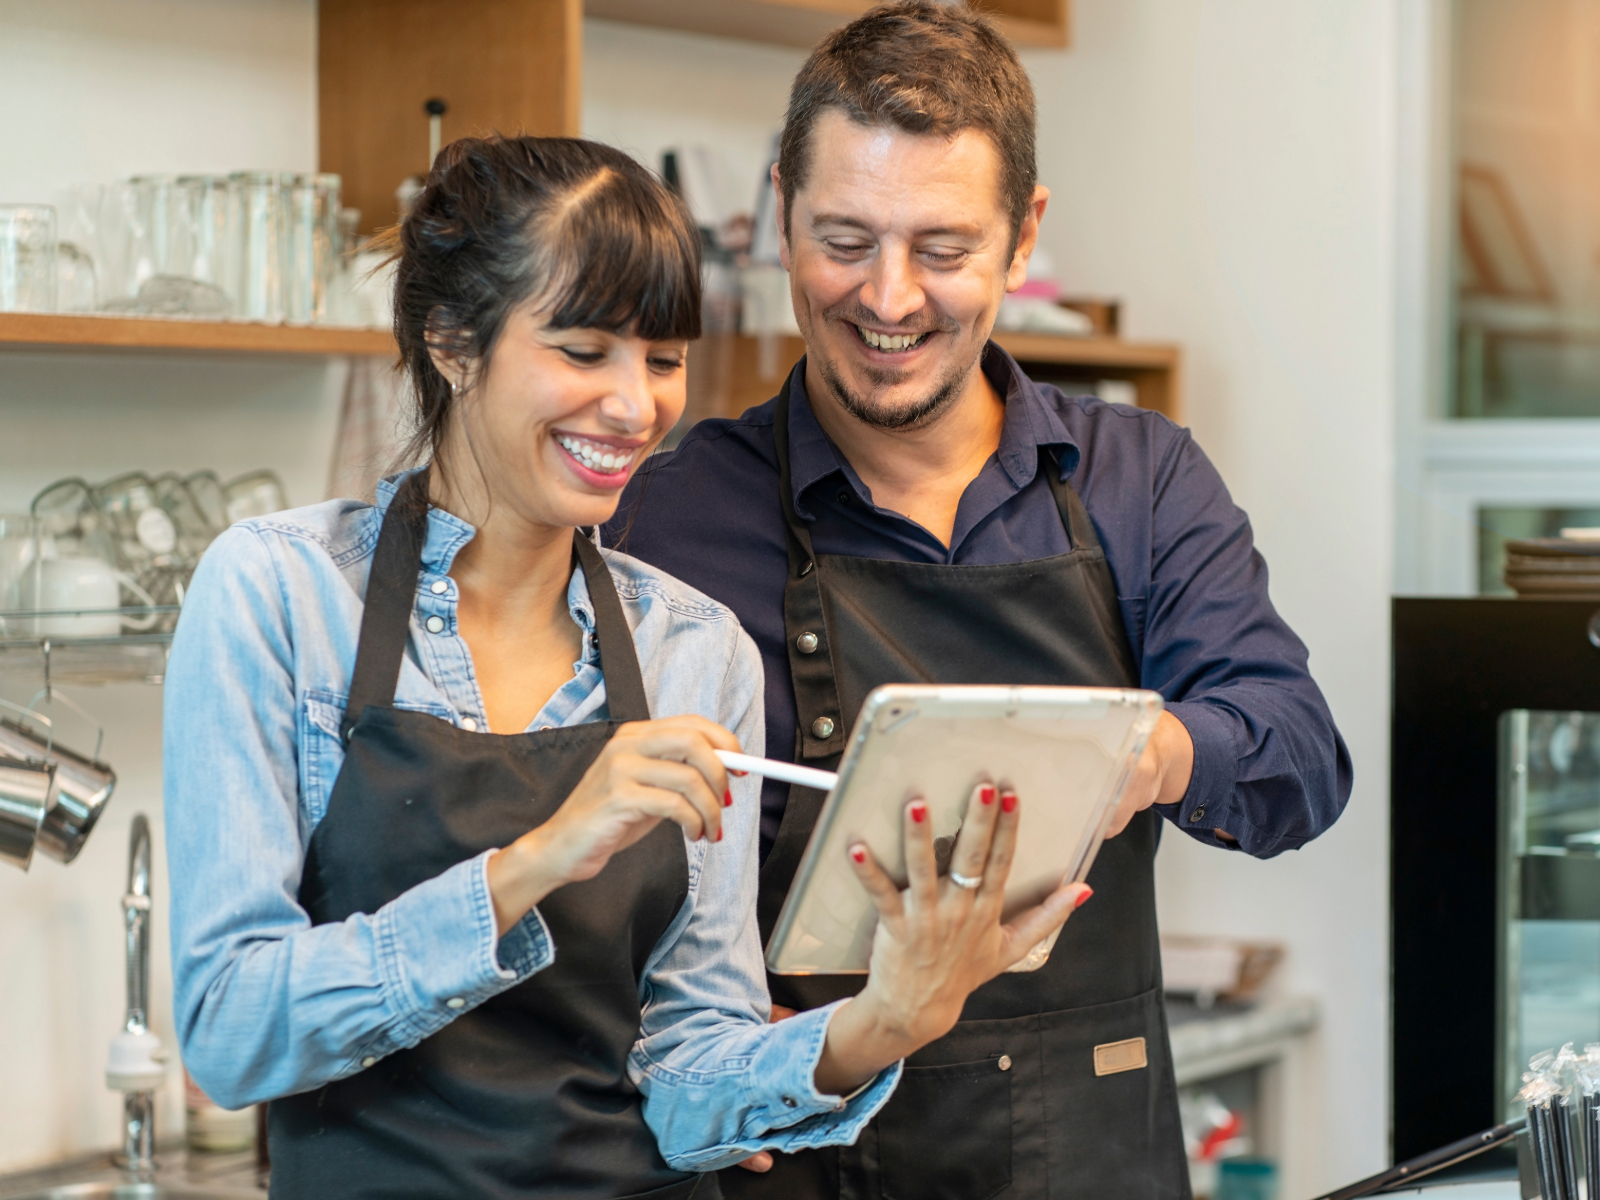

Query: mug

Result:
[21,555,160,638]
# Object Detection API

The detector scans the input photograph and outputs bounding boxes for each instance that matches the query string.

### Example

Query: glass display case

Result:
[1498,709,1600,1121]
[1392,599,1600,1161]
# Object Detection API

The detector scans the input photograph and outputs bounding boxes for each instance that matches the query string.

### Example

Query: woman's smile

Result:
[553,429,645,487]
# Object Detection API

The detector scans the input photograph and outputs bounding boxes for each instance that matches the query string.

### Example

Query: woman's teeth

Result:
[857,326,929,352]
[556,435,635,475]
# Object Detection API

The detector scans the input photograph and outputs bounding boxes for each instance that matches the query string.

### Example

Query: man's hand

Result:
[1104,711,1195,839]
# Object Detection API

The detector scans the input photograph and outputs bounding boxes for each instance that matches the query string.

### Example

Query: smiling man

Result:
[606,4,1351,1197]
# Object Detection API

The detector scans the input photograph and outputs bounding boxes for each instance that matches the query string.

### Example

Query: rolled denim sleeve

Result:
[164,526,552,1110]
[629,626,899,1171]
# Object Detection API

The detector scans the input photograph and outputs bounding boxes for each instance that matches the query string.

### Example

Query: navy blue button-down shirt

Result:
[605,345,1351,860]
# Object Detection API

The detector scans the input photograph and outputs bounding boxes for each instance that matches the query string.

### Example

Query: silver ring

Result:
[948,870,982,890]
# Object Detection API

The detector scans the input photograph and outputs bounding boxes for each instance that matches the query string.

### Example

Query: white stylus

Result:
[715,750,839,793]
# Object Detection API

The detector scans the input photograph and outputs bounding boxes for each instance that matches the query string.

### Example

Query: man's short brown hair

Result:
[778,1,1037,238]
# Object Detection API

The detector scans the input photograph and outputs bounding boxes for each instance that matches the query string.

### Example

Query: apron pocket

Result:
[1037,985,1188,1200]
[876,1057,1014,1200]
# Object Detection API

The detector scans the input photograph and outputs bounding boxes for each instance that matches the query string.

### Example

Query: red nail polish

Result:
[1074,886,1094,909]
[910,802,927,824]
[716,828,723,842]
[979,784,997,806]
[851,846,867,864]
[724,789,733,808]
[1001,792,1018,814]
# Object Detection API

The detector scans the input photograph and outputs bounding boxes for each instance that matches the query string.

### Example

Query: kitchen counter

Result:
[0,1145,262,1198]
[1167,993,1321,1086]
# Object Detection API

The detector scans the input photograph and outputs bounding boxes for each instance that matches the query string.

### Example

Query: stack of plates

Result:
[1504,537,1600,598]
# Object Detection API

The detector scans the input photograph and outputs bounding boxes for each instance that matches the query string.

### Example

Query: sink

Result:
[2,1189,261,1199]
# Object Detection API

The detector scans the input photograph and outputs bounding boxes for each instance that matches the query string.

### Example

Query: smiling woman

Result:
[162,133,1089,1200]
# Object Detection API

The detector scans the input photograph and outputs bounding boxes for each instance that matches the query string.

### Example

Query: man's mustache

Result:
[822,302,960,338]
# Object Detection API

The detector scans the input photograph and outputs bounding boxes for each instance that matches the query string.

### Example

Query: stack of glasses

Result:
[0,469,287,641]
[1518,1042,1600,1199]
[0,172,364,322]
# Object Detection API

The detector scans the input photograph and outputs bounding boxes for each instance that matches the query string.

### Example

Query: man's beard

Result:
[813,310,980,432]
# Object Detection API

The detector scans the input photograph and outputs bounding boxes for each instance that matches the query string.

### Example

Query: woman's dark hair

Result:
[386,136,702,467]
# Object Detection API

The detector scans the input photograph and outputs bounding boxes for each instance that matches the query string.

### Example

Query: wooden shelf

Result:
[0,313,396,358]
[585,0,1069,48]
[684,331,1182,427]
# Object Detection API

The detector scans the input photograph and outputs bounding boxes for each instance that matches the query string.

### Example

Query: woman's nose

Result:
[599,359,657,431]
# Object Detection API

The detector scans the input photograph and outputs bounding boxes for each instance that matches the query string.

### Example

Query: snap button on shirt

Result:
[460,717,478,732]
[430,580,448,595]
[425,615,446,634]
[361,1056,376,1068]
[446,997,465,1009]
[782,1096,797,1108]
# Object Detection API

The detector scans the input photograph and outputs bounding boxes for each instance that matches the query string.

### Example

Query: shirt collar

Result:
[373,469,601,657]
[785,342,1082,517]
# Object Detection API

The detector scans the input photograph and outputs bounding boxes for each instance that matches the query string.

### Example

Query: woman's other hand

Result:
[486,716,740,933]
[812,784,1092,1096]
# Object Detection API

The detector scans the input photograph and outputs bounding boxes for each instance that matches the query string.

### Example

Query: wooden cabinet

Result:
[319,0,582,236]
[585,0,1069,49]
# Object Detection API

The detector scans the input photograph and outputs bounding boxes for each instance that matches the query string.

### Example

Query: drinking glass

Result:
[229,171,288,320]
[125,175,186,288]
[0,516,38,634]
[223,470,288,523]
[177,175,233,302]
[183,470,229,532]
[0,206,58,312]
[287,174,342,322]
[55,242,98,311]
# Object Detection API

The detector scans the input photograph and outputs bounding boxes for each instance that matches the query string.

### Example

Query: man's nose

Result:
[859,247,925,327]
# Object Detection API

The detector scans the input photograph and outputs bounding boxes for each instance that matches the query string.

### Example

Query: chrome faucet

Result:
[105,814,165,1176]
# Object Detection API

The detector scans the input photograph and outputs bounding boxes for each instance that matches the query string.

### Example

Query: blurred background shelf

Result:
[584,0,1070,49]
[684,332,1183,428]
[0,313,395,358]
[0,635,172,686]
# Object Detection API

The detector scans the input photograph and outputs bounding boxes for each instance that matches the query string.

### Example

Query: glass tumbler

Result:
[229,171,289,321]
[286,174,337,322]
[177,175,233,305]
[0,206,58,312]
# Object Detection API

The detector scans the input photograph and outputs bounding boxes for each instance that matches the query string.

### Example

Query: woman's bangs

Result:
[542,185,702,341]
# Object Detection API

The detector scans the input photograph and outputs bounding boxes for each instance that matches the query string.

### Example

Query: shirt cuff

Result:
[1159,700,1243,850]
[373,849,554,1047]
[663,1001,903,1173]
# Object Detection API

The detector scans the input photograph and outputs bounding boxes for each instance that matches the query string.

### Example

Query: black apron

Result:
[720,395,1189,1200]
[269,473,713,1200]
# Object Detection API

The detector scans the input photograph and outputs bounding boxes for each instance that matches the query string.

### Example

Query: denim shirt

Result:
[163,471,898,1173]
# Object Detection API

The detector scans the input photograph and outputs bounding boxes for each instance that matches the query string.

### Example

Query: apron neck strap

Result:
[572,532,652,723]
[1041,451,1105,553]
[775,386,1104,563]
[343,471,430,741]
[772,387,818,579]
[342,473,652,741]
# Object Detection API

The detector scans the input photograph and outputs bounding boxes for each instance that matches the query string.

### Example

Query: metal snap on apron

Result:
[268,473,713,1200]
[719,396,1189,1200]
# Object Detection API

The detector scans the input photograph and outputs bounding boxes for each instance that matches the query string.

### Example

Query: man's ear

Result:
[771,164,792,272]
[1005,185,1051,294]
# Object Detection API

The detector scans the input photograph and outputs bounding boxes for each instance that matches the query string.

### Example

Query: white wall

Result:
[0,1,1400,1190]
[0,0,331,1173]
[1019,3,1397,1193]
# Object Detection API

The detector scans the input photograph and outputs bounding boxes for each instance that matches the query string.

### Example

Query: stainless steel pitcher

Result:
[0,700,115,864]
[0,754,56,870]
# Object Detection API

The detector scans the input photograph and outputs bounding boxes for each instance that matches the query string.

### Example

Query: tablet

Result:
[765,684,1163,975]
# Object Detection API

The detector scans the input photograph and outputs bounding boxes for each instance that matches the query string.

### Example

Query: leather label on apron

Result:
[1093,1036,1148,1076]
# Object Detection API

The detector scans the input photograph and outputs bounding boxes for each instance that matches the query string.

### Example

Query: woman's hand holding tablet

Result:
[810,782,1091,1097]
